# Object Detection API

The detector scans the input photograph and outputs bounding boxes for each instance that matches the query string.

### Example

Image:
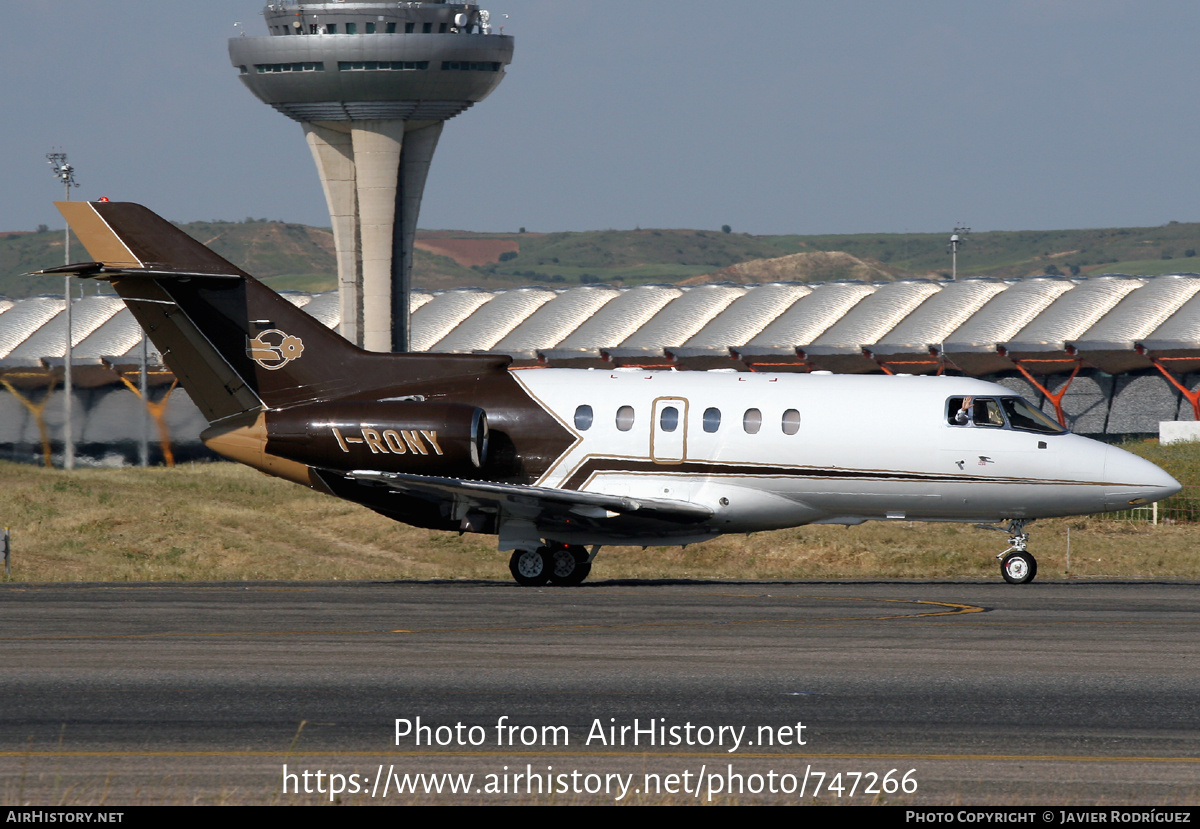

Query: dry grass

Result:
[2,460,1197,583]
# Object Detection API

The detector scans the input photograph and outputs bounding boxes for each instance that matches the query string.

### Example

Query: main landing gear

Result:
[996,519,1037,585]
[508,543,593,587]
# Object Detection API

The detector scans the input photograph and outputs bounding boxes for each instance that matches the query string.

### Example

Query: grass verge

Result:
[1,446,1198,583]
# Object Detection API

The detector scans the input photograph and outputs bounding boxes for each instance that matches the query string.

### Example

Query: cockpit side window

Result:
[948,397,969,425]
[947,396,1005,428]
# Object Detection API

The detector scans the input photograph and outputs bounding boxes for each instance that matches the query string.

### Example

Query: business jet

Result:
[40,201,1181,586]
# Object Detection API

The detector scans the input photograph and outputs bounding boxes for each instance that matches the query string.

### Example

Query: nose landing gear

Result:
[995,519,1037,584]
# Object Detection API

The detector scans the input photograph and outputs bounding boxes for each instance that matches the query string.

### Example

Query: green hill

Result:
[0,221,343,298]
[789,224,1200,280]
[4,219,1200,299]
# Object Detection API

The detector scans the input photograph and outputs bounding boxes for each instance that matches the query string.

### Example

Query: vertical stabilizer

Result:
[53,201,510,426]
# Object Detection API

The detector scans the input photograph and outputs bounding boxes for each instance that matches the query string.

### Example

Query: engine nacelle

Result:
[266,401,488,475]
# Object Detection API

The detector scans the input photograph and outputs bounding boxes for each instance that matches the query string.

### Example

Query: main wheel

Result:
[509,548,549,586]
[547,545,591,587]
[1000,551,1037,584]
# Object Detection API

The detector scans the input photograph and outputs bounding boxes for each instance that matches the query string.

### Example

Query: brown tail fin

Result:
[54,201,508,425]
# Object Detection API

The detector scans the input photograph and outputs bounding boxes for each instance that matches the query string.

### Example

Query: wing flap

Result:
[346,470,714,524]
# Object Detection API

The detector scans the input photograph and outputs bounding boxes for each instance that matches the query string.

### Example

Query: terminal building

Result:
[229,1,513,351]
[1,273,1199,466]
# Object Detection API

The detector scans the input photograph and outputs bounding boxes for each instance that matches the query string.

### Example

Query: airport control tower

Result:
[229,2,513,351]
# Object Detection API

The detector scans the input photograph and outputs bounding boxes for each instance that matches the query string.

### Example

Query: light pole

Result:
[46,152,77,470]
[948,224,970,281]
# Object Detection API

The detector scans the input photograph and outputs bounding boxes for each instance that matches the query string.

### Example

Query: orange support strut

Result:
[1149,357,1200,420]
[1011,359,1082,427]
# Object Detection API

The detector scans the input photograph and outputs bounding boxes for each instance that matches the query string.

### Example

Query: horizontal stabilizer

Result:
[55,201,245,275]
[31,262,241,281]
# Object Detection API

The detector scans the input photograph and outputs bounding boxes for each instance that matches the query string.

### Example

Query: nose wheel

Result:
[1000,551,1037,584]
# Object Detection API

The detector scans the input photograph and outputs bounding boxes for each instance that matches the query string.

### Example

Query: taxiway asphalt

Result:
[1,580,1197,804]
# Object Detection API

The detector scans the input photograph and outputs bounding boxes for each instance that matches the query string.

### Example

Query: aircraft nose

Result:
[1103,445,1181,508]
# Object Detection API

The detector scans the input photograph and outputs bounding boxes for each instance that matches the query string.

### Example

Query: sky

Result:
[6,1,1200,236]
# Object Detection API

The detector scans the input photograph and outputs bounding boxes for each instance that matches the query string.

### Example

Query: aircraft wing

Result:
[345,470,714,524]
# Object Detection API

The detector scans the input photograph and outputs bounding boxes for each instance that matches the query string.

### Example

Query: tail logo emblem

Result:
[247,330,305,371]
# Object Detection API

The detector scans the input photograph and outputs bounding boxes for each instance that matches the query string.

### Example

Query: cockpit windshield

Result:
[947,396,1066,435]
[1000,397,1065,434]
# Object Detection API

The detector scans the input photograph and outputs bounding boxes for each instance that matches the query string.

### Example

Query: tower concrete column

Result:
[394,121,444,353]
[350,119,407,353]
[304,118,446,353]
[303,123,361,345]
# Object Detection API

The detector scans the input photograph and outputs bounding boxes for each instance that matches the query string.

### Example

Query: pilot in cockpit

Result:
[949,396,1007,428]
[953,396,974,425]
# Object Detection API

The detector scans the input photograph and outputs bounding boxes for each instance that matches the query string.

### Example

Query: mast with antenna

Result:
[46,151,78,470]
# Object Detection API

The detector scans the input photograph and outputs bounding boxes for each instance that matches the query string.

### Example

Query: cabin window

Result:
[660,406,679,433]
[574,405,593,431]
[782,409,801,435]
[703,407,721,433]
[743,408,762,434]
[616,406,635,432]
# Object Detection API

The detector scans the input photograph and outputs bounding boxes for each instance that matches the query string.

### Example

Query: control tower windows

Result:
[405,23,414,33]
[423,23,433,33]
[338,61,429,72]
[388,23,398,33]
[442,61,502,72]
[365,22,375,34]
[326,24,337,34]
[439,23,448,33]
[256,62,325,74]
[345,23,357,35]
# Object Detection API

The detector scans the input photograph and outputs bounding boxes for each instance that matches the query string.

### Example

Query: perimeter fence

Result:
[1108,485,1200,524]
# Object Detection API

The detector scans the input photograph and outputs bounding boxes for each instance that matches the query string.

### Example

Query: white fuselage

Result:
[510,369,1178,545]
